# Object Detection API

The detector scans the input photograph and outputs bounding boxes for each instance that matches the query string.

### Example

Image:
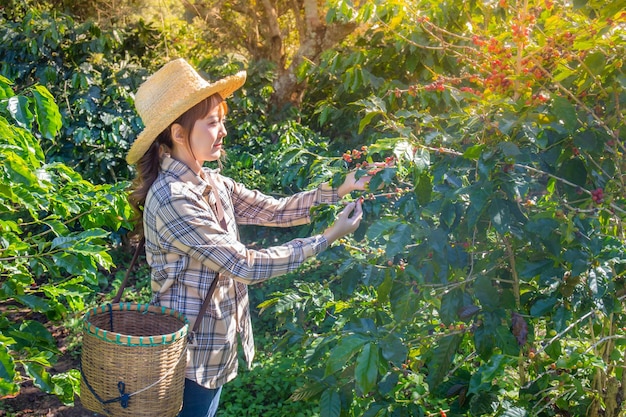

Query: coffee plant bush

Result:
[261,0,626,416]
[0,1,167,184]
[0,76,130,402]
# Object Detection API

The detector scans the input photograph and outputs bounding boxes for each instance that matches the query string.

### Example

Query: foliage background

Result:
[1,0,625,416]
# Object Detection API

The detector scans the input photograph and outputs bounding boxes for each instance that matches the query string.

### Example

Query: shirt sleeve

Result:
[225,177,339,227]
[155,193,329,285]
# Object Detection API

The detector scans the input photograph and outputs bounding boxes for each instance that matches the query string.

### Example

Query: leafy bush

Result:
[0,75,130,402]
[219,347,319,417]
[2,1,625,416]
[0,1,162,184]
[265,1,626,416]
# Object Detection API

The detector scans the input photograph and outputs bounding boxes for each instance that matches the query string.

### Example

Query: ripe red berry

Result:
[591,188,604,203]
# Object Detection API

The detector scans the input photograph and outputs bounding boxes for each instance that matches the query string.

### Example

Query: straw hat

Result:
[126,58,246,164]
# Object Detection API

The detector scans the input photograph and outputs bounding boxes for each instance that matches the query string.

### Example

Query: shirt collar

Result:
[160,155,211,195]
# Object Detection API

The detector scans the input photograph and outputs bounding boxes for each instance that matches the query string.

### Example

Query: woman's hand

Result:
[337,164,384,198]
[322,200,364,244]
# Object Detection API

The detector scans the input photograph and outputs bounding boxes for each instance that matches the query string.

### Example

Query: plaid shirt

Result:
[143,156,338,388]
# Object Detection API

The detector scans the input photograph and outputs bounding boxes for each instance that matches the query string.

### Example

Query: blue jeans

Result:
[178,378,222,417]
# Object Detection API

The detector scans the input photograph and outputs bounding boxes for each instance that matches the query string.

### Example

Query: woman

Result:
[126,58,371,417]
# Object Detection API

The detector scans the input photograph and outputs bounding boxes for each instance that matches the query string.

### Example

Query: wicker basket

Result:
[80,303,188,417]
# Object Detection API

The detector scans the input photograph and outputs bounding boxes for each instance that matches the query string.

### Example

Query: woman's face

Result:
[188,102,227,163]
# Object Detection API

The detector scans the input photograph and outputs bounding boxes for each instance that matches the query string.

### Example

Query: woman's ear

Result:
[170,123,185,145]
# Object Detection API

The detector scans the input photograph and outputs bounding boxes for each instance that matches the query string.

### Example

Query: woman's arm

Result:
[225,170,371,227]
[227,178,337,227]
[156,194,329,285]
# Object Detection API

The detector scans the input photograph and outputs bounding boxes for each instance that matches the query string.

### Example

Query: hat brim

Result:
[126,70,246,165]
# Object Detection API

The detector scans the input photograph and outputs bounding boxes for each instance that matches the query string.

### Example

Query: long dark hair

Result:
[127,93,228,237]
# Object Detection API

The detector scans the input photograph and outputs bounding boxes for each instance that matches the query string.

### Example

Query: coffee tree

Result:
[0,76,130,402]
[263,0,626,415]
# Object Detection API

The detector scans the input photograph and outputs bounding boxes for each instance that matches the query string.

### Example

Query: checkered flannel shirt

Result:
[143,156,338,388]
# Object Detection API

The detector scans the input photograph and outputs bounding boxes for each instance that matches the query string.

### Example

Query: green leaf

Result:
[10,320,57,350]
[474,275,500,310]
[439,288,463,324]
[4,152,41,187]
[550,96,577,133]
[325,335,368,376]
[320,389,341,417]
[10,124,44,166]
[23,362,54,393]
[500,407,528,417]
[362,403,386,417]
[7,95,34,130]
[544,339,562,360]
[51,369,80,405]
[290,380,326,402]
[495,325,521,356]
[530,297,558,317]
[553,305,572,332]
[390,279,414,322]
[32,85,62,139]
[469,354,508,395]
[439,200,456,229]
[385,223,411,258]
[377,271,393,304]
[519,258,555,280]
[573,130,603,154]
[358,111,380,134]
[525,218,560,240]
[556,158,587,199]
[584,52,606,76]
[463,144,484,160]
[0,75,15,99]
[366,219,401,240]
[426,333,463,389]
[469,391,499,416]
[380,333,407,366]
[412,148,430,173]
[414,172,432,205]
[14,294,55,313]
[355,343,379,395]
[466,184,492,229]
[0,343,18,396]
[498,141,521,157]
[368,168,396,192]
[52,252,95,277]
[488,198,511,235]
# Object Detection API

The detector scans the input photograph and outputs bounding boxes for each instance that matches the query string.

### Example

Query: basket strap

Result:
[192,273,221,337]
[112,238,145,304]
[80,367,130,411]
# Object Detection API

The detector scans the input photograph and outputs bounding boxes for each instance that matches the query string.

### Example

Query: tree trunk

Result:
[187,0,363,110]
